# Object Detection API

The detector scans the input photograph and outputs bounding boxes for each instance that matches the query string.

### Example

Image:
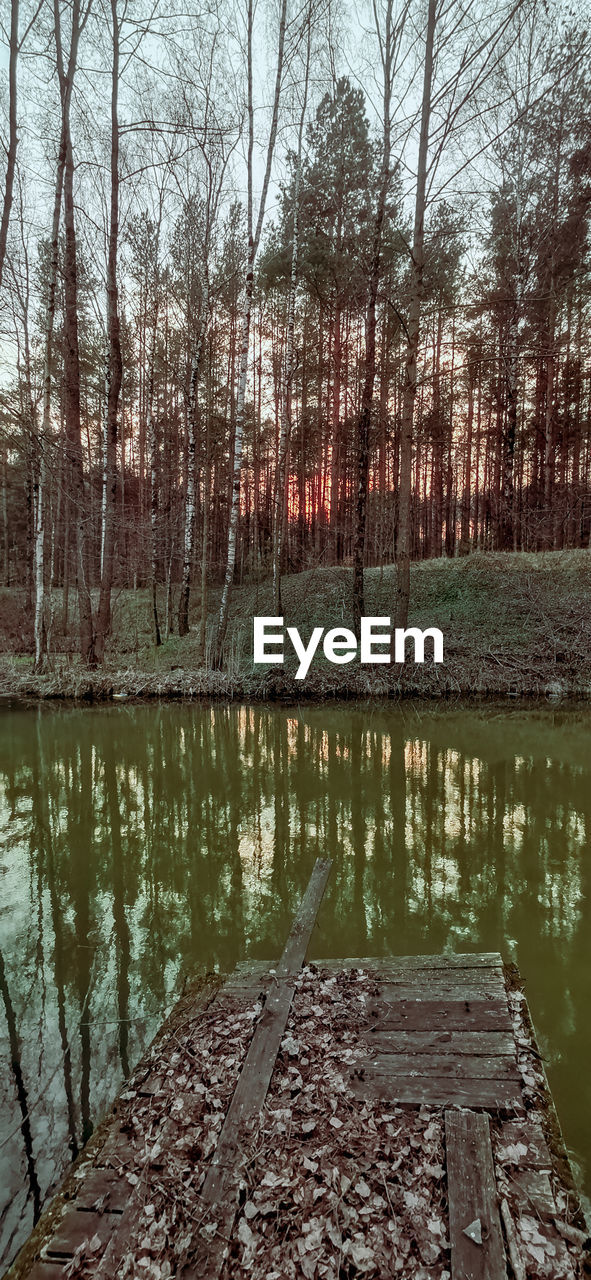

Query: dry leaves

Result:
[58,965,587,1280]
[224,967,449,1279]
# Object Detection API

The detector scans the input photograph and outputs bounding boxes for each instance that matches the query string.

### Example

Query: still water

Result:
[0,701,590,1268]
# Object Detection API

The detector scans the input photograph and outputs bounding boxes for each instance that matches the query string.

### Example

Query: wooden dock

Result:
[6,860,587,1280]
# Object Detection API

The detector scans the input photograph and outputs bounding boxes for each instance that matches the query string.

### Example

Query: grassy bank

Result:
[1,549,590,701]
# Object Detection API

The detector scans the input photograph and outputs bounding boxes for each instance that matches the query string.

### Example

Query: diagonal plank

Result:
[183,858,332,1278]
[446,1109,507,1280]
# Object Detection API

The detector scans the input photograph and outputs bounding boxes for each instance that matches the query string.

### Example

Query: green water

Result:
[1,701,590,1269]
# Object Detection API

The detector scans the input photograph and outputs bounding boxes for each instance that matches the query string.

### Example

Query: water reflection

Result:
[1,701,590,1268]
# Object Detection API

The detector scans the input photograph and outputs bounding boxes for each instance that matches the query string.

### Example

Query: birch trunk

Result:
[96,0,122,662]
[352,0,393,629]
[214,0,288,666]
[56,0,95,663]
[0,0,18,290]
[34,5,72,670]
[178,315,207,636]
[197,420,211,664]
[148,411,161,646]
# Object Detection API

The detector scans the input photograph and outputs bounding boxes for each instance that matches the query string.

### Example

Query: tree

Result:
[395,0,435,629]
[272,2,313,615]
[95,0,122,661]
[214,0,299,665]
[352,0,400,628]
[0,0,19,291]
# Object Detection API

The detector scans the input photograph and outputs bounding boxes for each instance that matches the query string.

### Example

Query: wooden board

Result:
[361,1052,520,1080]
[72,1169,128,1213]
[371,981,505,1001]
[446,1109,507,1280]
[275,860,332,975]
[24,1265,67,1280]
[373,972,506,991]
[494,1119,552,1169]
[313,953,503,970]
[366,1030,515,1056]
[351,1074,524,1110]
[45,1210,115,1257]
[509,1168,555,1218]
[185,858,332,1278]
[369,1000,512,1032]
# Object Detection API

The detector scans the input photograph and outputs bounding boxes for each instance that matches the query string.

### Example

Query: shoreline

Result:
[1,663,590,707]
[3,550,591,706]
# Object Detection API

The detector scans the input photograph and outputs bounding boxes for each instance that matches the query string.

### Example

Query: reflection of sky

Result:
[1,702,591,1266]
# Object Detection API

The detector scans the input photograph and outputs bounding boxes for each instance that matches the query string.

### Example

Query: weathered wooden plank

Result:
[45,1209,115,1258]
[72,1169,128,1213]
[276,860,332,975]
[24,1264,67,1279]
[350,1073,524,1110]
[99,1126,146,1168]
[233,960,272,975]
[446,1109,507,1280]
[366,1030,515,1056]
[314,953,503,971]
[372,981,505,1002]
[371,969,505,989]
[186,858,332,1279]
[509,1168,555,1218]
[369,1000,512,1032]
[222,975,273,994]
[494,1119,552,1169]
[361,1053,520,1080]
[137,1072,166,1097]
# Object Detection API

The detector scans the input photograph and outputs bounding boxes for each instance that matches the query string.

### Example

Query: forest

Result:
[1,0,590,669]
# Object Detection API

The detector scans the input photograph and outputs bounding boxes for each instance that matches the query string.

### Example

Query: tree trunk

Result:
[96,0,122,662]
[500,308,518,550]
[0,0,18,290]
[57,0,95,663]
[197,415,211,665]
[395,0,435,629]
[34,10,73,670]
[178,319,206,636]
[352,0,393,629]
[272,17,311,613]
[148,411,161,646]
[214,0,288,667]
[1,452,8,585]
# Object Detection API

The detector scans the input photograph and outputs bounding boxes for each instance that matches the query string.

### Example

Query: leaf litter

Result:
[56,966,588,1279]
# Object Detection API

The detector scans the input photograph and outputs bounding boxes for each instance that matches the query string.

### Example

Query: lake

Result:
[1,701,590,1269]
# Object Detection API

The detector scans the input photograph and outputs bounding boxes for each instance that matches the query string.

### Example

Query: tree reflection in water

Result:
[0,701,590,1267]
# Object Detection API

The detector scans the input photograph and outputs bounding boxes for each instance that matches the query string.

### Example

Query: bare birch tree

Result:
[96,0,123,661]
[177,28,236,639]
[58,0,96,662]
[0,0,19,292]
[352,0,405,628]
[34,0,92,668]
[213,0,289,666]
